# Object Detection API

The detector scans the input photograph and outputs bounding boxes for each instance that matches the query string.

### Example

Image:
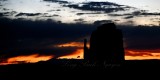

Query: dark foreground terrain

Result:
[0,60,160,79]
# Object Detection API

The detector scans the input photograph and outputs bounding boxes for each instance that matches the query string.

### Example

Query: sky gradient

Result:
[0,0,160,65]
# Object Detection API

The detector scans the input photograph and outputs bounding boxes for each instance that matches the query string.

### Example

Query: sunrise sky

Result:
[0,0,160,65]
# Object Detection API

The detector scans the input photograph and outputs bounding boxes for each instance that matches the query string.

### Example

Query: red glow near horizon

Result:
[125,49,160,60]
[57,49,160,60]
[1,48,160,65]
[0,54,54,65]
[56,42,160,60]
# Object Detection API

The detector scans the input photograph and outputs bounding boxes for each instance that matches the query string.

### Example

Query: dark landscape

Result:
[1,60,160,75]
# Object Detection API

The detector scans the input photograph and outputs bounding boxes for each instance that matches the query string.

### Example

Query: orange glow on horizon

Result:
[54,42,89,48]
[58,49,83,59]
[125,50,160,60]
[58,49,160,60]
[1,49,160,65]
[0,54,54,65]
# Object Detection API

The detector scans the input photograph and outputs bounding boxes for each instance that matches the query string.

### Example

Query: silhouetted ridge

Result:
[84,23,124,63]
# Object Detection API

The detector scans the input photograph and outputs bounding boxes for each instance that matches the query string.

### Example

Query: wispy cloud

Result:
[15,13,42,17]
[0,11,17,17]
[63,2,133,13]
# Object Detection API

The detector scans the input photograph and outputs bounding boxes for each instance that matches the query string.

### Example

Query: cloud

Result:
[43,0,69,4]
[108,10,160,19]
[0,0,7,4]
[0,11,17,17]
[141,13,160,16]
[1,17,160,61]
[2,47,77,58]
[119,25,160,50]
[42,14,60,17]
[0,12,10,17]
[47,9,55,12]
[64,2,132,13]
[131,10,160,16]
[124,16,134,19]
[125,50,153,56]
[15,13,42,17]
[74,18,84,22]
[0,54,54,65]
[93,20,113,25]
[0,0,7,1]
[2,8,10,11]
[107,11,138,17]
[0,17,96,60]
[108,14,124,16]
[76,12,102,15]
[125,49,160,60]
[44,0,133,13]
[2,17,159,51]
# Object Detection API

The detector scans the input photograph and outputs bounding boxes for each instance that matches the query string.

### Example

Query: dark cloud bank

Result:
[121,25,160,50]
[0,17,96,59]
[1,17,160,60]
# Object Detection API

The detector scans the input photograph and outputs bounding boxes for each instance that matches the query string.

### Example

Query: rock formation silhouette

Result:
[84,23,124,63]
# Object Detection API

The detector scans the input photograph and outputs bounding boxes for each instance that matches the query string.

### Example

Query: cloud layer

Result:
[120,25,160,50]
[64,2,132,13]
[1,17,160,60]
[0,17,95,60]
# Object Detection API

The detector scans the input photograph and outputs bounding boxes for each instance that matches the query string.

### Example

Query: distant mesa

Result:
[84,23,124,63]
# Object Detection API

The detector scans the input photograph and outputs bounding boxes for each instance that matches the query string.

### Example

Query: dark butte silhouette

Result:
[1,23,160,78]
[84,23,124,63]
